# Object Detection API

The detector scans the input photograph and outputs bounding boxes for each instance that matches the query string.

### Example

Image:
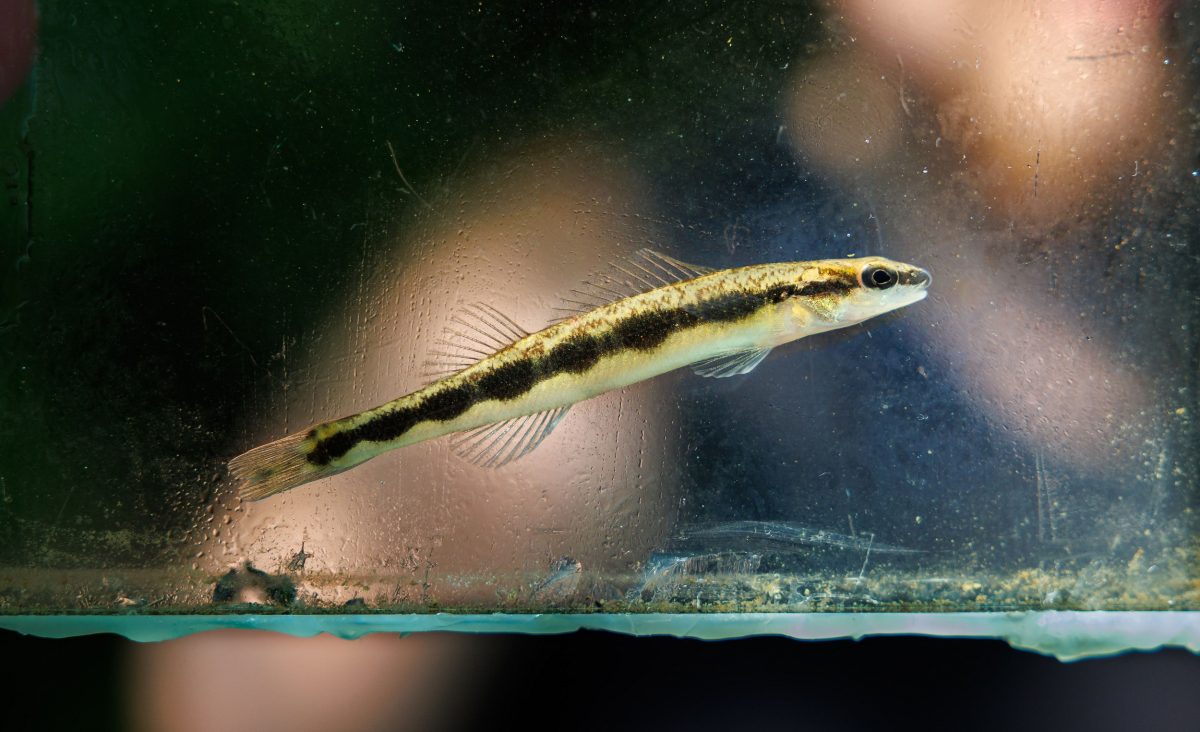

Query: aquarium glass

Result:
[1,1,1197,657]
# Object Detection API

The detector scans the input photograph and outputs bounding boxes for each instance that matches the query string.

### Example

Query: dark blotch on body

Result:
[693,290,775,321]
[420,384,477,420]
[543,334,603,374]
[611,309,691,351]
[477,359,537,401]
[308,385,474,465]
[796,279,853,298]
[308,430,357,466]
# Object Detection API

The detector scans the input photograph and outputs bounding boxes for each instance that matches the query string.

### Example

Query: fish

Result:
[230,249,931,500]
[671,521,922,555]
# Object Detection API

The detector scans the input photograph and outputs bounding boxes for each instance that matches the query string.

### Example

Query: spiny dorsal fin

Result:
[449,405,572,468]
[421,302,530,380]
[552,248,715,319]
[690,347,773,378]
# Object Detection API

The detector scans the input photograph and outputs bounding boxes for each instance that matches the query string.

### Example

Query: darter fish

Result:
[230,249,930,500]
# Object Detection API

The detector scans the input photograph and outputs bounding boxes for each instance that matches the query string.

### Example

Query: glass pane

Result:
[1,0,1196,657]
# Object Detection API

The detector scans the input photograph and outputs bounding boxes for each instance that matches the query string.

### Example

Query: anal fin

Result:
[450,406,572,468]
[690,347,773,378]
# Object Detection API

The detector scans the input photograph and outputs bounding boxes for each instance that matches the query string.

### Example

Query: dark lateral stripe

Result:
[308,276,854,465]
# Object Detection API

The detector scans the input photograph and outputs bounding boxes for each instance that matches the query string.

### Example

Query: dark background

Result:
[0,0,845,566]
[3,0,1196,577]
[1,3,1198,729]
[2,630,1199,731]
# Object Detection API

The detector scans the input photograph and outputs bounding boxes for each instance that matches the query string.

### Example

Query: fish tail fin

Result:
[229,430,329,501]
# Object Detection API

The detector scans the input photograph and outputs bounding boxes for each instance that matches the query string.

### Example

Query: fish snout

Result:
[903,267,932,289]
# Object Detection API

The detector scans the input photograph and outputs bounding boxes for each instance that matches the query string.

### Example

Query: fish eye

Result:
[862,265,896,290]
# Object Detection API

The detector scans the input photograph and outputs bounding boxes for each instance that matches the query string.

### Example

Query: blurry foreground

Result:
[2,629,1200,731]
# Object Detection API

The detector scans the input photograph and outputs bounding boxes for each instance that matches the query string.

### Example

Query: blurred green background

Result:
[0,1,820,565]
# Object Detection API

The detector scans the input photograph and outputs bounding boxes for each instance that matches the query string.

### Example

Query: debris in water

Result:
[529,556,583,603]
[212,562,296,606]
[286,542,313,572]
[673,521,920,555]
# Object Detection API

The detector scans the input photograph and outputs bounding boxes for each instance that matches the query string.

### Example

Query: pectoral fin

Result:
[690,347,773,378]
[804,295,842,322]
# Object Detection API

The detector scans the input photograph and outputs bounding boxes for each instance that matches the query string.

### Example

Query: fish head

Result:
[787,256,931,329]
[839,256,931,323]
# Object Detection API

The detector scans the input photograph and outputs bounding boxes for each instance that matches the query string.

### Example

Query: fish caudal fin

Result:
[229,430,331,501]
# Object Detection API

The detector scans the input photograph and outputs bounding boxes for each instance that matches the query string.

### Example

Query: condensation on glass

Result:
[0,2,1196,637]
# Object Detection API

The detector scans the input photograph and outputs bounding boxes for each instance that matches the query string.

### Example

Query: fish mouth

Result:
[902,267,932,289]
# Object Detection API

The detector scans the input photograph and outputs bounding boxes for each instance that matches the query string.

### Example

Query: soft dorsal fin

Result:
[632,248,714,282]
[449,405,572,468]
[422,302,530,380]
[553,248,715,319]
[690,347,773,378]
